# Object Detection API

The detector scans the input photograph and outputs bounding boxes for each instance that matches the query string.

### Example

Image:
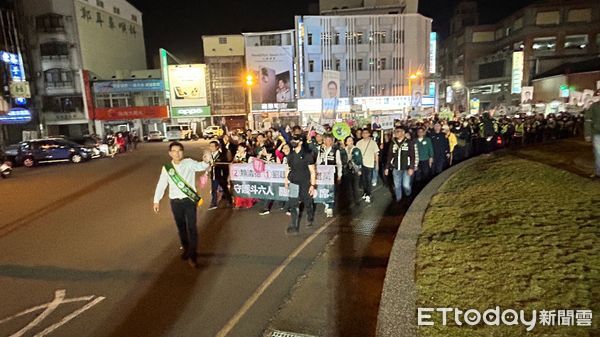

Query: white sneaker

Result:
[364,196,371,203]
[325,208,333,218]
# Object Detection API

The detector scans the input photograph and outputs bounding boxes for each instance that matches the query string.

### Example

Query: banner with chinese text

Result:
[230,163,335,204]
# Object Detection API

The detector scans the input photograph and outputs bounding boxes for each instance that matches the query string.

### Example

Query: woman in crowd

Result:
[341,136,363,205]
[232,144,256,209]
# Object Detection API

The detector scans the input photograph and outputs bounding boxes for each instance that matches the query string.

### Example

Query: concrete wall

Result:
[74,0,146,78]
[202,35,245,57]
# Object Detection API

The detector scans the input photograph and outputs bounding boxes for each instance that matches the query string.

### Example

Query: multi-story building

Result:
[0,0,34,147]
[20,0,146,138]
[319,0,419,15]
[243,30,298,129]
[202,34,247,130]
[439,0,600,109]
[91,69,168,138]
[295,13,432,119]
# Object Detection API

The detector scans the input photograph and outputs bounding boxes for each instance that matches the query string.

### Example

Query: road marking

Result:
[0,289,105,337]
[32,296,105,337]
[215,217,337,337]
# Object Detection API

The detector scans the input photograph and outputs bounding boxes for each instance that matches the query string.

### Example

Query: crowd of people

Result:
[201,111,585,223]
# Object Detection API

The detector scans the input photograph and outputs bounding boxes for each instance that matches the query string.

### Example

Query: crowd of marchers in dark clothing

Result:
[204,111,585,216]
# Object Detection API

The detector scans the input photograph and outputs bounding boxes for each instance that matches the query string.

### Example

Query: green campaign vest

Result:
[164,162,203,206]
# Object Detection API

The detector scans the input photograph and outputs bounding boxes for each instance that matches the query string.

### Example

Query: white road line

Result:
[9,290,66,337]
[32,296,106,337]
[0,296,96,325]
[215,217,337,337]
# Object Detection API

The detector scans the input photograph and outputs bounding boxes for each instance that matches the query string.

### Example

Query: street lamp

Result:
[245,72,255,129]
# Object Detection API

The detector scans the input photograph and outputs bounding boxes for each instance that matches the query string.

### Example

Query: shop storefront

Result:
[94,105,169,137]
[43,111,90,138]
[170,106,211,135]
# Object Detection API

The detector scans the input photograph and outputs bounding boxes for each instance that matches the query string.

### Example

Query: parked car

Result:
[68,136,103,158]
[166,125,192,141]
[8,139,93,167]
[147,130,164,142]
[202,126,224,139]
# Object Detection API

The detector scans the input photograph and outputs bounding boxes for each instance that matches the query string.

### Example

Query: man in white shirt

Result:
[153,142,212,268]
[356,129,379,203]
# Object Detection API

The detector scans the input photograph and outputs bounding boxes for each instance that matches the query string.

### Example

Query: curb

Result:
[375,156,482,337]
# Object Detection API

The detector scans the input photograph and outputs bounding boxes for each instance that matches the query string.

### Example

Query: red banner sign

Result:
[94,105,169,121]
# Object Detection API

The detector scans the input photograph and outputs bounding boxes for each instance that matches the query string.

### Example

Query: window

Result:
[113,6,120,14]
[345,32,363,44]
[564,34,588,50]
[472,31,495,43]
[260,35,281,46]
[334,33,340,45]
[335,59,341,71]
[219,37,228,44]
[309,86,315,97]
[495,28,504,40]
[96,0,104,8]
[368,58,375,70]
[36,14,64,33]
[536,11,560,25]
[307,33,313,45]
[96,12,103,24]
[567,9,592,23]
[357,59,363,71]
[44,69,73,88]
[308,60,314,72]
[532,37,556,51]
[147,96,160,106]
[378,58,386,70]
[392,30,403,43]
[479,60,505,79]
[42,96,83,112]
[513,17,523,30]
[40,41,69,58]
[369,31,386,43]
[131,14,138,22]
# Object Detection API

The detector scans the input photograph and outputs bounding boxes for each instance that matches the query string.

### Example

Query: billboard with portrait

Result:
[321,70,340,122]
[167,64,208,107]
[245,45,294,105]
[521,86,534,104]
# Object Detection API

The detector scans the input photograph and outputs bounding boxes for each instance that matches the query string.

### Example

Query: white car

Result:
[147,131,164,142]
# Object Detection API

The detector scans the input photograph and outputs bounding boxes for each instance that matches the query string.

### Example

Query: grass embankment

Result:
[416,155,600,337]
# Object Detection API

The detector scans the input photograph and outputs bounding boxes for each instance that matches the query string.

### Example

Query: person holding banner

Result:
[153,142,212,269]
[285,135,317,234]
[316,133,343,218]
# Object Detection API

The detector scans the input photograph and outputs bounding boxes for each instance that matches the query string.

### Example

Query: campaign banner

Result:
[230,163,335,204]
[322,70,341,123]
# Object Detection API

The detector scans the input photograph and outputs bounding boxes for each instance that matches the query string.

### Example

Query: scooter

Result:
[1,161,12,178]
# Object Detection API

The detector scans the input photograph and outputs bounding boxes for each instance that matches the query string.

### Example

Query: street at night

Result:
[0,141,401,337]
[1,0,600,336]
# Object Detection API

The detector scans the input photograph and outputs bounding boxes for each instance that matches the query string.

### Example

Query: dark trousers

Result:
[170,199,198,260]
[416,160,432,183]
[288,183,315,230]
[360,166,374,196]
[433,157,447,175]
[344,173,361,204]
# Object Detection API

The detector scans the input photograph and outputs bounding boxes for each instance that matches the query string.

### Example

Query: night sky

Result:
[128,0,535,67]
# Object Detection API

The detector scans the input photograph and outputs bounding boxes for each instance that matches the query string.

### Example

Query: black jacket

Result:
[430,132,450,159]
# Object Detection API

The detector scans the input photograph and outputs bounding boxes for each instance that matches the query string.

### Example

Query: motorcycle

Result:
[0,161,12,178]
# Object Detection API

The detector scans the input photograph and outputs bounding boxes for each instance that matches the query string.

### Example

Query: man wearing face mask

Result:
[285,135,317,234]
[430,122,450,175]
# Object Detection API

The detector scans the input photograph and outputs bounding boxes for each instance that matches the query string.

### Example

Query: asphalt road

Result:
[0,141,403,337]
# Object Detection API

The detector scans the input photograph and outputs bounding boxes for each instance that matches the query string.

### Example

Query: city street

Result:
[0,141,401,337]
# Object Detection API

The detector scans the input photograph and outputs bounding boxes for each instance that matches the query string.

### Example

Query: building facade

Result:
[319,0,419,15]
[202,34,247,130]
[439,0,600,109]
[295,14,432,98]
[21,0,146,137]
